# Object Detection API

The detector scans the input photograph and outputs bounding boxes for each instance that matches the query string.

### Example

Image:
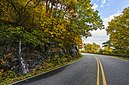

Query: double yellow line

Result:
[94,56,107,85]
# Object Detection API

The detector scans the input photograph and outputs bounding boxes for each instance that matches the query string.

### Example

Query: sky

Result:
[83,0,129,46]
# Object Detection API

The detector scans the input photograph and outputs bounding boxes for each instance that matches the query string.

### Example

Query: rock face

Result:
[0,43,79,75]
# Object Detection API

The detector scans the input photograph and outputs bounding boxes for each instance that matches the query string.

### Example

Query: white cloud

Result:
[91,0,111,8]
[103,12,122,28]
[90,29,107,36]
[101,0,106,4]
[100,0,111,8]
[84,29,109,46]
[100,4,104,7]
[83,11,122,46]
[92,3,99,10]
[105,1,111,6]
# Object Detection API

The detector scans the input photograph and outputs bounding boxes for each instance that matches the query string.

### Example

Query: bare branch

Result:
[33,0,41,8]
[24,0,33,8]
[7,0,21,23]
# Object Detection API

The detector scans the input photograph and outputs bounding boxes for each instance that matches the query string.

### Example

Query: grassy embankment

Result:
[0,55,83,85]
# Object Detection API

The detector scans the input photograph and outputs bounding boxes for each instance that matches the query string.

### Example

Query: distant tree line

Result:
[82,43,100,53]
[81,42,112,54]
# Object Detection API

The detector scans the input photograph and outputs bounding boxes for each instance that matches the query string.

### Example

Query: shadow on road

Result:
[14,66,68,85]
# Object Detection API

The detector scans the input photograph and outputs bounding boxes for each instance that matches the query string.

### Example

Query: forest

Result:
[0,0,103,84]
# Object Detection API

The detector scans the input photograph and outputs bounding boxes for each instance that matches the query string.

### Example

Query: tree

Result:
[84,43,100,53]
[0,0,104,74]
[102,40,112,47]
[107,7,129,55]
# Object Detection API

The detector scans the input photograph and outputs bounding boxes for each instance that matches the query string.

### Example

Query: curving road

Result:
[16,53,129,85]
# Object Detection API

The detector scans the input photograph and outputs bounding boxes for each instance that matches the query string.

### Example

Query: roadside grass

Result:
[111,56,129,61]
[81,52,129,61]
[0,55,83,85]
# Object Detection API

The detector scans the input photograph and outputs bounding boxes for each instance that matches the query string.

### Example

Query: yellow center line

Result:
[97,58,107,85]
[94,56,107,85]
[96,58,100,85]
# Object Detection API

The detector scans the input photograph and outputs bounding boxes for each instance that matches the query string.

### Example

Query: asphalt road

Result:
[16,53,129,85]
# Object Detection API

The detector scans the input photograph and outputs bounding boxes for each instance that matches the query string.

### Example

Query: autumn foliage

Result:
[0,0,103,84]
